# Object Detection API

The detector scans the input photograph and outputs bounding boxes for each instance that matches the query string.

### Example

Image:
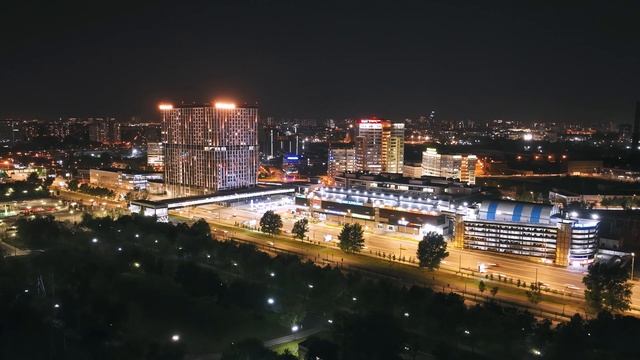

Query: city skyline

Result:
[1,1,639,123]
[1,2,640,359]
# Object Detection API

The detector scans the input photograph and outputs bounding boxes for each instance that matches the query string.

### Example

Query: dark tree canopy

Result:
[416,232,449,270]
[15,215,63,249]
[2,214,640,359]
[338,223,364,253]
[526,282,543,305]
[292,218,309,241]
[260,210,283,236]
[583,261,632,313]
[478,280,486,294]
[174,261,224,298]
[333,311,405,360]
[26,171,40,184]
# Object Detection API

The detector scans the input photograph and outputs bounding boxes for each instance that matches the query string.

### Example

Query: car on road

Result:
[6,226,17,237]
[565,284,580,291]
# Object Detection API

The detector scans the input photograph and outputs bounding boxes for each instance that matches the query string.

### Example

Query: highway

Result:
[178,202,640,312]
[54,190,126,209]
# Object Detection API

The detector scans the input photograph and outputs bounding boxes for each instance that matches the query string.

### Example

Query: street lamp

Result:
[171,334,180,342]
[531,348,542,356]
[631,253,635,281]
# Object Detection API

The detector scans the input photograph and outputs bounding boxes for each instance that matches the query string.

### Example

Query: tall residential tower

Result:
[160,102,259,196]
[354,119,404,174]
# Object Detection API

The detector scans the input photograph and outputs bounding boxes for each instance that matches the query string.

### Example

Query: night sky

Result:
[1,0,639,123]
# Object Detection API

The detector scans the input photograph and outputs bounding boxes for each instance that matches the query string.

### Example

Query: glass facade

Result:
[161,104,258,196]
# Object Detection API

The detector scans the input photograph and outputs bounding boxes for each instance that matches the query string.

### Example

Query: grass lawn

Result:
[269,339,302,356]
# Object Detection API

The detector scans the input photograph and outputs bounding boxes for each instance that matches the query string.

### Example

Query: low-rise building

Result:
[334,172,479,197]
[89,169,162,192]
[402,162,423,179]
[567,160,603,175]
[297,185,451,237]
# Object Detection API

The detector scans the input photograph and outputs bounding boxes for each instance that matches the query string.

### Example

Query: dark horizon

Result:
[1,0,639,124]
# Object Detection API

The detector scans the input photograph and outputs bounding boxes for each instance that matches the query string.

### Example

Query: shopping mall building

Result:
[297,173,599,266]
[454,200,599,266]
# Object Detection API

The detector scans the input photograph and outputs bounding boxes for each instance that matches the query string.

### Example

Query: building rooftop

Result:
[477,200,556,224]
[335,171,473,188]
[164,102,259,109]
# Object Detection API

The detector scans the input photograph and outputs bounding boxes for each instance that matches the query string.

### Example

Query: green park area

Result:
[1,213,639,359]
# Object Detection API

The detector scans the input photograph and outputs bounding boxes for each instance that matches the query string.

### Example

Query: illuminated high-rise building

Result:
[147,142,164,170]
[160,102,258,196]
[384,123,405,173]
[328,145,356,177]
[421,148,477,185]
[354,119,404,174]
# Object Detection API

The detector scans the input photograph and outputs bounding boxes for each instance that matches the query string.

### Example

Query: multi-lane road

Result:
[178,202,640,310]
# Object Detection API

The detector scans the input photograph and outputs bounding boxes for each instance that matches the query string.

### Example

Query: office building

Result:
[456,200,599,266]
[384,123,405,173]
[89,168,163,192]
[147,142,164,170]
[402,162,423,179]
[47,121,70,140]
[421,148,477,185]
[354,119,404,174]
[89,117,120,144]
[160,101,258,196]
[328,146,356,177]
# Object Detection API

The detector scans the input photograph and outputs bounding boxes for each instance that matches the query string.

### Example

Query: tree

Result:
[338,223,364,253]
[175,261,224,298]
[301,337,339,360]
[68,179,79,191]
[292,218,309,241]
[260,210,283,235]
[125,189,149,201]
[26,172,39,184]
[583,261,632,313]
[490,286,499,298]
[526,282,542,305]
[15,215,62,249]
[333,311,405,360]
[416,232,449,270]
[478,280,486,294]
